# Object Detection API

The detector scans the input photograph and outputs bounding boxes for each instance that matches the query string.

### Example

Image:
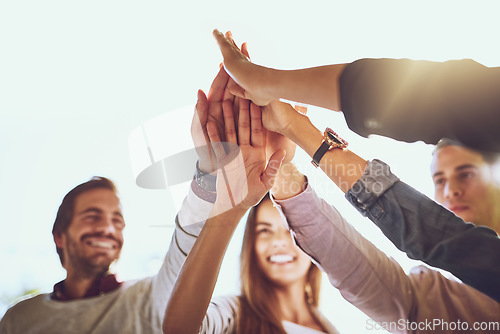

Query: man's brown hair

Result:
[434,138,500,165]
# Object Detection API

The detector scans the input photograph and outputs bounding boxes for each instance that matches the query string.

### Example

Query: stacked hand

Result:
[208,98,285,213]
[214,31,305,164]
[263,101,308,163]
[213,29,276,107]
[191,67,231,173]
[191,31,310,214]
[191,34,251,173]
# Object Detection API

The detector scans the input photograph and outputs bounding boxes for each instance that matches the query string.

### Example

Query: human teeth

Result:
[89,241,113,249]
[269,254,294,263]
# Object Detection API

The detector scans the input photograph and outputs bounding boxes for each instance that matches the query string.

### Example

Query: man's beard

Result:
[65,236,119,279]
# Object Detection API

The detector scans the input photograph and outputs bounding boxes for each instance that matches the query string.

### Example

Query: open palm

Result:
[207,99,285,213]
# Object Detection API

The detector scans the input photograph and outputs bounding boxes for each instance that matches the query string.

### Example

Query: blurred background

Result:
[1,1,499,332]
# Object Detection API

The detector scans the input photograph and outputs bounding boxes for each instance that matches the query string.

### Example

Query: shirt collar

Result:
[52,273,122,301]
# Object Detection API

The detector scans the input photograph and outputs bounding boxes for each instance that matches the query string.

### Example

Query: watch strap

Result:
[191,179,217,203]
[311,128,348,168]
[311,141,331,167]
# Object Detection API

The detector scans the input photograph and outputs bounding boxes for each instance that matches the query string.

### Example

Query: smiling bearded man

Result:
[52,180,125,299]
[0,176,207,333]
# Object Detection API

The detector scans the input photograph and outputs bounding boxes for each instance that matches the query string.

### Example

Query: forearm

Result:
[283,113,367,193]
[214,31,345,111]
[274,64,346,111]
[163,206,246,334]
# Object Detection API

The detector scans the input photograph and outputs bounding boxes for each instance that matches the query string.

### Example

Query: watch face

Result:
[325,128,348,148]
[326,131,342,144]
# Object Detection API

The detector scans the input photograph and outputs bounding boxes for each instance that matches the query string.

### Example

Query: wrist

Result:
[281,112,308,138]
[194,161,217,193]
[198,159,216,174]
[264,68,283,103]
[272,163,307,200]
[210,201,248,220]
[284,114,323,158]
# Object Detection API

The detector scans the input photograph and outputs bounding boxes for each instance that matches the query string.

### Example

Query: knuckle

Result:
[239,121,250,128]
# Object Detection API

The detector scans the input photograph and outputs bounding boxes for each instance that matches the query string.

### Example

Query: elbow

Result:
[162,315,178,334]
[162,319,169,334]
[162,322,179,334]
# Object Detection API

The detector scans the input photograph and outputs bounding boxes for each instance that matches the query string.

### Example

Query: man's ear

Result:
[53,232,65,249]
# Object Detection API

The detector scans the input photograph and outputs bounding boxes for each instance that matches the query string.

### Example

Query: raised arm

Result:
[264,100,500,303]
[163,97,284,334]
[214,30,500,152]
[262,100,367,193]
[338,58,500,152]
[213,29,346,110]
[267,112,413,322]
[271,163,416,325]
[153,66,234,321]
[344,159,500,303]
[213,33,367,192]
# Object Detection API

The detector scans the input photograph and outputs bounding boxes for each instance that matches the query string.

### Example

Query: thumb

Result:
[294,104,308,115]
[241,42,250,59]
[261,149,286,189]
[196,89,208,119]
[192,89,208,135]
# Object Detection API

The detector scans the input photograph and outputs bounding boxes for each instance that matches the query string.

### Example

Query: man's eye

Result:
[113,219,125,227]
[433,178,445,186]
[460,172,474,179]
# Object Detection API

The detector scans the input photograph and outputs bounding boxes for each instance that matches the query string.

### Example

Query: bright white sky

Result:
[1,1,499,332]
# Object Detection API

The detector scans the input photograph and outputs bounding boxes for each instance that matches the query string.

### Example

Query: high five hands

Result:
[208,98,286,215]
[191,31,310,215]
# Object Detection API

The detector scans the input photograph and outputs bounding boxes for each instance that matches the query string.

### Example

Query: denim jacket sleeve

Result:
[346,159,500,302]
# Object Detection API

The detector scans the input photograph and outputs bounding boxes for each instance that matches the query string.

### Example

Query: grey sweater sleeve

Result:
[150,188,214,327]
[340,58,500,152]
